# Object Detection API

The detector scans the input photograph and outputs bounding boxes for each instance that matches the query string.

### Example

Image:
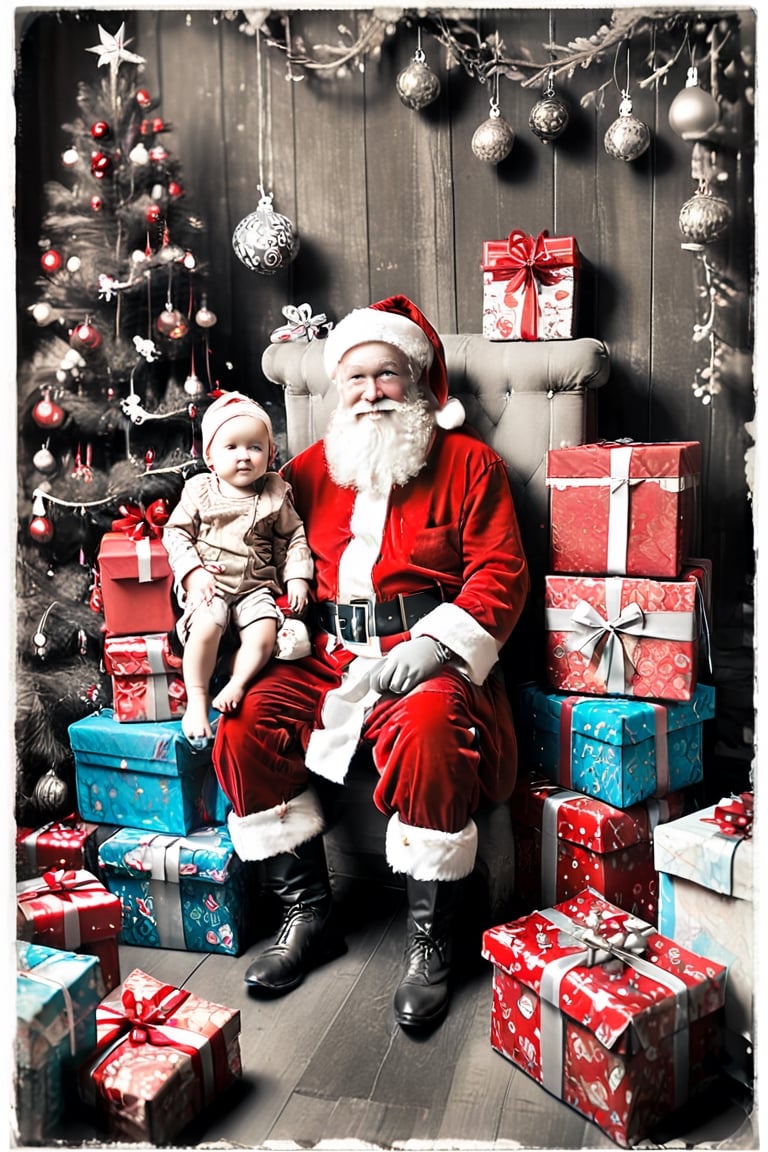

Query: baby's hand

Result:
[286,578,310,614]
[183,566,217,607]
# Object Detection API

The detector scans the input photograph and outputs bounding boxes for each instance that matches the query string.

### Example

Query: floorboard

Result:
[47,884,757,1152]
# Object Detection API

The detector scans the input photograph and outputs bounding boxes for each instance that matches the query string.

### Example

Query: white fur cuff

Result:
[227,788,325,861]
[385,814,478,881]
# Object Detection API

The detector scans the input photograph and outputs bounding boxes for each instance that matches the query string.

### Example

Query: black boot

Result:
[244,835,345,995]
[393,876,461,1030]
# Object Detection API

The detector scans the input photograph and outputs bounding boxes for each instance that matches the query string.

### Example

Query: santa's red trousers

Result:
[213,650,517,834]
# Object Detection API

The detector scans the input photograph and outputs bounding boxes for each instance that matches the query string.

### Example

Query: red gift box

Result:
[546,440,701,578]
[103,632,187,722]
[512,772,687,922]
[482,889,726,1147]
[79,967,241,1144]
[16,869,123,991]
[482,230,579,341]
[98,531,176,636]
[15,817,102,881]
[544,568,705,701]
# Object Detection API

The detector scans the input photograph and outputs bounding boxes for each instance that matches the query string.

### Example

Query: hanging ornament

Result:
[33,444,57,474]
[33,767,69,817]
[30,301,55,326]
[396,26,440,111]
[167,180,183,199]
[32,390,65,429]
[604,41,650,162]
[29,514,54,543]
[156,306,190,339]
[232,28,300,274]
[145,498,170,527]
[472,68,514,164]
[669,65,720,141]
[136,88,153,109]
[529,69,569,143]
[90,194,103,212]
[90,150,113,179]
[69,320,101,353]
[91,120,111,140]
[40,249,62,275]
[61,148,79,167]
[184,344,205,398]
[233,187,300,274]
[679,180,733,245]
[604,93,651,161]
[195,296,218,328]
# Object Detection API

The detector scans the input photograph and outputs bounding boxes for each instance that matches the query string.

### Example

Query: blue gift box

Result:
[15,941,105,1144]
[68,708,230,836]
[518,682,715,808]
[97,825,249,954]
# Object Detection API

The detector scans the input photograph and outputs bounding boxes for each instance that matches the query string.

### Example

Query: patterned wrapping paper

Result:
[79,967,242,1144]
[654,799,754,1049]
[103,632,187,722]
[544,567,707,701]
[518,683,715,808]
[482,231,579,341]
[97,531,176,636]
[15,942,105,1144]
[98,825,249,955]
[511,771,687,921]
[482,889,727,1148]
[15,817,105,881]
[69,708,229,835]
[546,441,701,578]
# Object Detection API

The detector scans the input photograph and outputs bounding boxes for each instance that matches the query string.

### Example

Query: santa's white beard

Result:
[324,396,435,497]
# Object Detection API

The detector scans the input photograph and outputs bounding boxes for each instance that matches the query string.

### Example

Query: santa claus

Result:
[213,295,530,1029]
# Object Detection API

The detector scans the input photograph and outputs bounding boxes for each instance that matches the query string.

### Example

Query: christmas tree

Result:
[16,23,222,825]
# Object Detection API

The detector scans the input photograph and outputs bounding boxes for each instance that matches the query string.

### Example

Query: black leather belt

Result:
[317,591,442,643]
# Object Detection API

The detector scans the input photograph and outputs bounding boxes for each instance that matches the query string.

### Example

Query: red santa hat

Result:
[323,294,464,429]
[201,391,274,463]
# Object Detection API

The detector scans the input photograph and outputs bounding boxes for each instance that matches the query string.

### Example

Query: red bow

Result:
[702,791,754,838]
[18,868,96,900]
[111,501,165,540]
[491,230,568,339]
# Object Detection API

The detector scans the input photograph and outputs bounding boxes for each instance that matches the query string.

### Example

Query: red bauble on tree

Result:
[29,515,54,543]
[136,88,152,108]
[70,321,102,352]
[91,150,113,179]
[32,390,65,429]
[146,497,170,527]
[91,120,111,139]
[40,249,62,274]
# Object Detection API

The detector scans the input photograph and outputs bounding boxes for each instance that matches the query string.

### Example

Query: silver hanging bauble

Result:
[668,66,720,141]
[396,51,441,111]
[33,767,69,817]
[528,78,570,143]
[183,373,206,398]
[604,94,651,162]
[679,183,733,245]
[232,190,300,274]
[471,103,515,164]
[32,445,57,474]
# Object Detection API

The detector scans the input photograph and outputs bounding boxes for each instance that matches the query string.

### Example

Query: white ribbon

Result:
[135,536,152,583]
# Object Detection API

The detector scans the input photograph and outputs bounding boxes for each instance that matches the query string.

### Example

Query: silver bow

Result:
[565,598,645,693]
[269,302,332,343]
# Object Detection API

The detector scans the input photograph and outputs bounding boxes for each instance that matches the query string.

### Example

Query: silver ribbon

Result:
[18,964,78,1056]
[538,905,690,1109]
[145,635,171,722]
[135,536,152,583]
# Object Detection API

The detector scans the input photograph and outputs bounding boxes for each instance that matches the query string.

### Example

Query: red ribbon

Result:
[111,501,165,540]
[18,868,98,902]
[486,230,569,339]
[702,791,753,838]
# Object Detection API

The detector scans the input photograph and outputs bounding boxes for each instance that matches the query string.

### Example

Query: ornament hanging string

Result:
[256,27,274,202]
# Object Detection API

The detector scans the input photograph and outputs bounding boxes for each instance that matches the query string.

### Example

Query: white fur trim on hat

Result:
[201,391,274,462]
[226,788,325,861]
[385,814,478,880]
[324,307,434,381]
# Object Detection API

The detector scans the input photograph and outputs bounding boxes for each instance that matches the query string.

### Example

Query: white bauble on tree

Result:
[232,190,300,274]
[669,66,720,141]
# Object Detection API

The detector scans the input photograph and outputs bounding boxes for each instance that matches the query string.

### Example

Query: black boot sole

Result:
[245,933,348,997]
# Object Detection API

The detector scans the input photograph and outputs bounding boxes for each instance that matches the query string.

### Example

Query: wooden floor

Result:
[53,875,758,1152]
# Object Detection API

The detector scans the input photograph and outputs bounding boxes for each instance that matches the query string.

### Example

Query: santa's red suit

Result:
[214,420,530,882]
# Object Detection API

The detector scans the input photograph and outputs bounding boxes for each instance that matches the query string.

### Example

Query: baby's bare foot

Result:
[211,680,246,714]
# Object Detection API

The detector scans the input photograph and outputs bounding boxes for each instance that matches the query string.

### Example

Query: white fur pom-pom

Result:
[435,396,465,429]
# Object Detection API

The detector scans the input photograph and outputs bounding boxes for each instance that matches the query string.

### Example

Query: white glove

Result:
[371,637,447,696]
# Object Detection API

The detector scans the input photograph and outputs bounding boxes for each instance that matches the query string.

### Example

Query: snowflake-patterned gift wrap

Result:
[511,770,687,921]
[481,230,579,341]
[654,797,754,1080]
[481,888,727,1148]
[97,531,176,636]
[69,708,229,836]
[104,632,187,722]
[16,942,105,1144]
[98,825,249,955]
[16,868,123,992]
[15,817,104,881]
[544,567,708,701]
[78,967,242,1144]
[546,441,702,578]
[518,683,715,807]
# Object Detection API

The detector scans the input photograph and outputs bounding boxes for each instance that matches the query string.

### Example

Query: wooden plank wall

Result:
[15,6,755,762]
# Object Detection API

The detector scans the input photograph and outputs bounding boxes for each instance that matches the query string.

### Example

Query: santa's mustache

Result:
[351,398,402,416]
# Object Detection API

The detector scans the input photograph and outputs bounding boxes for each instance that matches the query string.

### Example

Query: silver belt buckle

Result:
[349,598,373,643]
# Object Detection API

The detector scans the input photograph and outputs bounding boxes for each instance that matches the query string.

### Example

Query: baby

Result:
[163,391,314,748]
